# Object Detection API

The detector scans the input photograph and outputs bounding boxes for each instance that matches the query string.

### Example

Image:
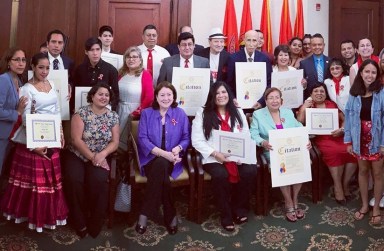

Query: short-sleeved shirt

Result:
[69,105,119,161]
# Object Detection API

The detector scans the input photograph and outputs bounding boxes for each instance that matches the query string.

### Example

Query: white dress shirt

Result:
[47,52,65,70]
[138,44,170,86]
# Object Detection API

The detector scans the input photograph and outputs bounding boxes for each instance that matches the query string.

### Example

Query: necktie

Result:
[53,59,59,70]
[248,57,253,62]
[317,59,323,82]
[184,59,189,68]
[147,49,153,76]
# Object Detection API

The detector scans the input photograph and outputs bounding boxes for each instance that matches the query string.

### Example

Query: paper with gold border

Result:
[235,62,267,109]
[75,87,92,112]
[101,52,124,70]
[171,67,210,116]
[269,127,311,187]
[305,108,339,135]
[271,69,303,108]
[26,114,61,148]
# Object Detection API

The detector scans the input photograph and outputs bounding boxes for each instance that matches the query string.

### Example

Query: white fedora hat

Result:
[208,27,226,39]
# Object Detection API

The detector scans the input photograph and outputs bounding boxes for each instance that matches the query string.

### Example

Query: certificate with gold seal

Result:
[26,114,61,148]
[305,108,338,135]
[212,130,257,164]
[172,67,210,116]
[269,127,311,187]
[235,62,266,109]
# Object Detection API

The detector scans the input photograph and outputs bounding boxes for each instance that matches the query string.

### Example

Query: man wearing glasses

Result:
[138,24,170,86]
[157,32,209,84]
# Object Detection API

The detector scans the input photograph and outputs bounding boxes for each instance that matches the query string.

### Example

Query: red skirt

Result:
[353,120,383,161]
[0,144,68,232]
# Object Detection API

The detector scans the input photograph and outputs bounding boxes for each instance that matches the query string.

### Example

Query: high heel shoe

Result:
[166,216,178,235]
[135,223,147,234]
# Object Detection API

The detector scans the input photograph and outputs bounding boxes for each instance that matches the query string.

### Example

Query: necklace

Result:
[32,77,50,93]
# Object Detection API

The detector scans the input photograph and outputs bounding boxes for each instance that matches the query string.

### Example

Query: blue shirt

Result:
[138,106,191,179]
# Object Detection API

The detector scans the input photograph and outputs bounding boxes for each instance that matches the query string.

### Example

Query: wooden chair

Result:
[127,119,196,222]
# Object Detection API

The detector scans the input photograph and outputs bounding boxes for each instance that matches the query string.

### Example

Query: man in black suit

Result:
[165,26,204,56]
[299,33,330,100]
[196,27,230,83]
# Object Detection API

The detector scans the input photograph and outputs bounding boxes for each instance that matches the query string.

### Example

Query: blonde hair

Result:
[118,46,143,77]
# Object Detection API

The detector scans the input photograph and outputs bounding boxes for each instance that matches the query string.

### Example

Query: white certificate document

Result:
[305,108,339,135]
[235,62,267,109]
[271,70,303,108]
[102,52,124,70]
[26,114,61,148]
[28,70,70,120]
[269,127,312,187]
[171,67,210,116]
[75,87,92,112]
[212,130,257,164]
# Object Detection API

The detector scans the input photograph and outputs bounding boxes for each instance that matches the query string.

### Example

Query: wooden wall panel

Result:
[0,0,12,55]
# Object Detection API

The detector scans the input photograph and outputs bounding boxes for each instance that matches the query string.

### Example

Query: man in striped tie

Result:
[299,33,330,100]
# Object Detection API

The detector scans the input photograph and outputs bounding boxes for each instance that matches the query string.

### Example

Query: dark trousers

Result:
[63,151,109,232]
[203,162,257,225]
[140,157,175,225]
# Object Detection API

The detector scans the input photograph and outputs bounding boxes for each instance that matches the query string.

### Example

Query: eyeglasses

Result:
[330,66,342,71]
[179,43,194,48]
[11,58,27,63]
[266,96,281,101]
[127,55,140,60]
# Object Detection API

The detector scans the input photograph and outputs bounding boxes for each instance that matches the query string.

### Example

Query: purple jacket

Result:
[138,106,191,179]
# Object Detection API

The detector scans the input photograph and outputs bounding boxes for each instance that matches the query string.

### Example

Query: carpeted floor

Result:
[0,181,383,251]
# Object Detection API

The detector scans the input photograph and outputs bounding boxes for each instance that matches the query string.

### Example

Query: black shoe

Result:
[234,216,248,225]
[76,228,88,239]
[221,222,235,232]
[166,225,178,235]
[135,223,147,234]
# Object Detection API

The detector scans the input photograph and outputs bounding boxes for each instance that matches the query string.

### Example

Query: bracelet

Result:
[178,145,183,151]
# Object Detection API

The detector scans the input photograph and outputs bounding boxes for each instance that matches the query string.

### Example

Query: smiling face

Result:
[265,90,282,111]
[311,86,327,104]
[156,87,174,110]
[92,87,110,108]
[215,85,229,108]
[125,51,142,71]
[277,51,290,67]
[310,37,325,56]
[32,58,50,81]
[360,63,377,88]
[302,38,311,54]
[329,62,343,78]
[8,50,26,75]
[289,39,302,55]
[209,38,225,54]
[340,42,356,60]
[357,39,373,59]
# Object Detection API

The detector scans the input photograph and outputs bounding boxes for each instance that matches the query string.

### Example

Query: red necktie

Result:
[184,59,189,68]
[147,49,153,76]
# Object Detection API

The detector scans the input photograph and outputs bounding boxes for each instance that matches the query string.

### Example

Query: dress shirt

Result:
[47,52,65,70]
[180,55,194,68]
[138,44,170,86]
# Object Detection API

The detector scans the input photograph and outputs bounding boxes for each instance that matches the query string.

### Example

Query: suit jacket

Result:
[250,107,302,161]
[0,72,20,139]
[299,54,330,100]
[196,47,230,82]
[227,49,272,107]
[157,54,210,84]
[165,43,204,56]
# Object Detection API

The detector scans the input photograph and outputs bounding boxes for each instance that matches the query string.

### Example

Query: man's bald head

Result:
[244,30,259,56]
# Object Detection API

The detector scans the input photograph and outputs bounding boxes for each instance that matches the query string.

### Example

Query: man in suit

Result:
[255,30,274,65]
[157,32,210,84]
[196,27,230,83]
[299,33,330,100]
[227,29,272,109]
[165,26,204,56]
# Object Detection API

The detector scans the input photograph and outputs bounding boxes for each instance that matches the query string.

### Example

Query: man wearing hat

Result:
[196,28,230,83]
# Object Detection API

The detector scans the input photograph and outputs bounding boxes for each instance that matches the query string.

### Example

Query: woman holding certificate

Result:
[117,46,153,150]
[64,83,119,238]
[344,59,384,225]
[192,81,256,232]
[250,87,309,222]
[1,53,68,232]
[296,83,357,204]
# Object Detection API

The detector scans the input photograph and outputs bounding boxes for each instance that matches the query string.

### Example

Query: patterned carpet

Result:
[0,182,383,251]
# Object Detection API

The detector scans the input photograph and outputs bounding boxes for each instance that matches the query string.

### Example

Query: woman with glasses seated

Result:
[117,46,153,151]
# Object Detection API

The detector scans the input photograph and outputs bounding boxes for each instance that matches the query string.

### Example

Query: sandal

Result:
[295,207,305,219]
[285,208,297,222]
[370,215,382,225]
[354,210,368,221]
[234,216,248,225]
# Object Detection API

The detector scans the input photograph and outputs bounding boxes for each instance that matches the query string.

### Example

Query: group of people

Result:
[0,23,384,239]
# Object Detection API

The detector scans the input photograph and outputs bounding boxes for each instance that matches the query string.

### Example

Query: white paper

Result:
[269,127,312,187]
[305,108,339,135]
[235,62,267,109]
[271,69,304,108]
[102,52,124,70]
[26,114,61,148]
[212,130,257,164]
[171,67,210,116]
[75,87,92,112]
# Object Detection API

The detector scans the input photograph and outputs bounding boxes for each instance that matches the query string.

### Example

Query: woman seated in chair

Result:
[135,81,190,235]
[296,83,357,204]
[64,83,119,238]
[192,81,257,232]
[250,87,310,222]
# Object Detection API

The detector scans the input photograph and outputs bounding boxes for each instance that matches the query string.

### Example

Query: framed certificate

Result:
[212,130,257,164]
[172,67,210,116]
[28,70,70,120]
[26,114,61,148]
[271,69,303,108]
[305,108,339,135]
[269,127,312,187]
[101,52,124,70]
[235,62,267,109]
[75,87,92,112]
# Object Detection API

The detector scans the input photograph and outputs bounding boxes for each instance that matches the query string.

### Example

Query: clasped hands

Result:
[213,151,242,165]
[92,152,110,171]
